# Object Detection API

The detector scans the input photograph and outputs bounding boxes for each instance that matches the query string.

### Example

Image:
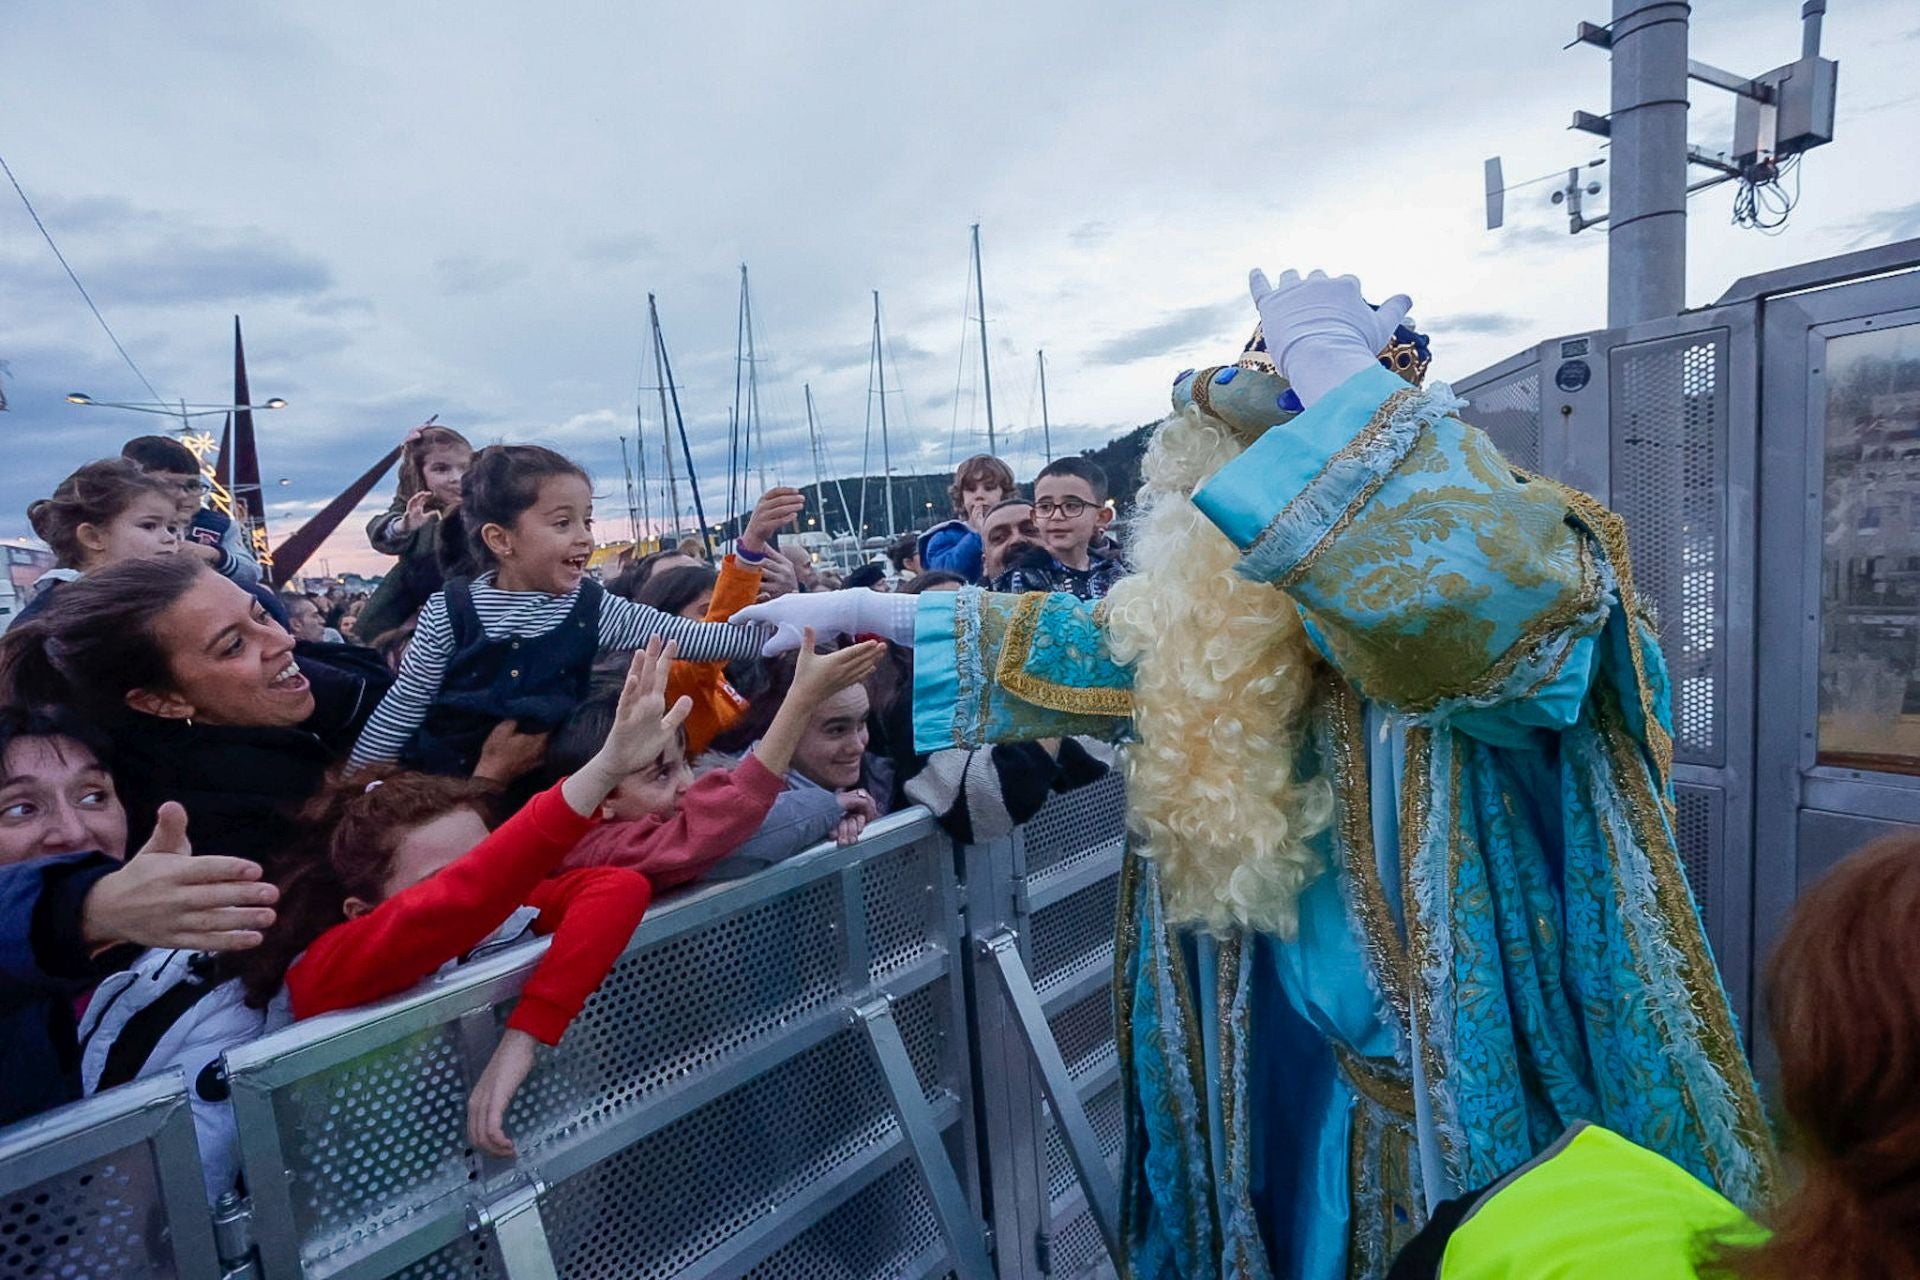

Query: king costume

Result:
[908,318,1773,1276]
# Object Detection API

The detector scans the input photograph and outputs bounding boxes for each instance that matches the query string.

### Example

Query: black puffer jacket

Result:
[108,641,391,869]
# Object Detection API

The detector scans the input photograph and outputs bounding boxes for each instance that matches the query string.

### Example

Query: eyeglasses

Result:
[1034,498,1093,519]
[165,476,208,495]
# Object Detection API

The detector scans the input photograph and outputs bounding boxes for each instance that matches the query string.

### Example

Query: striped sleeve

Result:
[349,592,456,766]
[597,592,768,662]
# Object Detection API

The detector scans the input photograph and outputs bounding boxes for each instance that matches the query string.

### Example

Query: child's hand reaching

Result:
[563,638,693,817]
[742,486,806,554]
[467,1028,538,1158]
[790,633,886,709]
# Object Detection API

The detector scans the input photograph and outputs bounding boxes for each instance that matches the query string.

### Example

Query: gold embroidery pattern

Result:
[1188,366,1228,424]
[1114,847,1143,1257]
[1544,476,1677,793]
[995,592,1133,718]
[1260,387,1425,588]
[1397,726,1457,1174]
[1322,673,1411,1028]
[1216,933,1260,1280]
[1334,1042,1416,1117]
[1344,1081,1425,1280]
[1595,694,1779,1201]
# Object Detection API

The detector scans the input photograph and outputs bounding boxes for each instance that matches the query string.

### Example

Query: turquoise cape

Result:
[910,364,1774,1279]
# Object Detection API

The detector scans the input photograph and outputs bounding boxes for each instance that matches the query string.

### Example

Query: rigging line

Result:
[0,150,166,405]
[947,243,976,468]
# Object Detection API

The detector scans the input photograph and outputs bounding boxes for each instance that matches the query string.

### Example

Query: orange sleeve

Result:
[672,554,765,755]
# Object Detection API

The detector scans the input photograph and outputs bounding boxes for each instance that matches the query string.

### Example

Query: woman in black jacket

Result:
[0,557,392,868]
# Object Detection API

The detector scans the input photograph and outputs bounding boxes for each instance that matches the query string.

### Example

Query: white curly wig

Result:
[1102,405,1332,937]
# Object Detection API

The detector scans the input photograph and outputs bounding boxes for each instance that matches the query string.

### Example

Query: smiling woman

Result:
[0,557,393,865]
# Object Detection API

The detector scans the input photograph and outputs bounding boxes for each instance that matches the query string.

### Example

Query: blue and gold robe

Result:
[910,364,1774,1279]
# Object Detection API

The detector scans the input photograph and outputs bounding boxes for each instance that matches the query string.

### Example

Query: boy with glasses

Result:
[991,457,1126,600]
[121,436,263,590]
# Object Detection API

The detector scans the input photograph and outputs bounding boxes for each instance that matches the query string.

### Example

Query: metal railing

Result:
[1,779,1134,1280]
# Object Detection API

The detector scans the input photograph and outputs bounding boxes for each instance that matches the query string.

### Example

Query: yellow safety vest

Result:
[1439,1123,1765,1279]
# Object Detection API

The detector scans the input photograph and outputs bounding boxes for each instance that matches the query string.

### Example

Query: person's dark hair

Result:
[120,435,201,476]
[1709,831,1920,1279]
[27,459,176,570]
[635,565,717,618]
[985,496,1032,519]
[708,650,802,757]
[0,703,116,777]
[394,426,474,508]
[231,765,497,1008]
[278,592,311,616]
[447,445,589,575]
[544,695,619,785]
[843,562,887,591]
[886,535,920,574]
[607,549,678,602]
[900,570,966,594]
[0,556,206,717]
[947,454,1016,513]
[1035,455,1109,504]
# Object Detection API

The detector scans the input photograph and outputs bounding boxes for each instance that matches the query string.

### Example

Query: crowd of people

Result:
[0,427,1117,1196]
[5,398,1918,1279]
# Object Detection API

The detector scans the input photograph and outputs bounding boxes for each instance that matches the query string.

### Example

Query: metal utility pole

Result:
[619,435,639,544]
[1037,349,1053,463]
[1605,0,1691,327]
[972,223,997,453]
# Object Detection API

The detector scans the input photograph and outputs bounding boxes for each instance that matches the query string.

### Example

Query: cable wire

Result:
[0,150,166,405]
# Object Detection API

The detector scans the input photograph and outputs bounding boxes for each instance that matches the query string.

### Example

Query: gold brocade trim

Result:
[1542,475,1677,794]
[1256,386,1424,589]
[1188,366,1229,424]
[1114,848,1143,1264]
[1216,933,1257,1280]
[1323,674,1411,1027]
[994,593,1133,718]
[1595,695,1780,1201]
[1334,1041,1416,1117]
[956,588,992,746]
[1435,537,1609,712]
[1397,727,1456,1174]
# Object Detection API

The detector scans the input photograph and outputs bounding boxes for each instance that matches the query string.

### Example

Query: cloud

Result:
[1082,298,1243,366]
[1429,311,1533,337]
[575,234,657,267]
[1844,201,1920,248]
[431,254,529,295]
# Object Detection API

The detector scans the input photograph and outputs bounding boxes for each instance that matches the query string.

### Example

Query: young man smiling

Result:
[990,458,1126,600]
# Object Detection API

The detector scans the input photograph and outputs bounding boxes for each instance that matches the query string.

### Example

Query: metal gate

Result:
[1455,236,1920,1035]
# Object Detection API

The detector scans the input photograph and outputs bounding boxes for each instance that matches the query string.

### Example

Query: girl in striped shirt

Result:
[351,445,765,775]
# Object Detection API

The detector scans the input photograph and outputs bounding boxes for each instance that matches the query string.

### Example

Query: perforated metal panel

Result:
[1611,331,1730,765]
[1674,783,1724,917]
[1021,772,1127,879]
[2,1145,174,1278]
[1028,877,1121,997]
[540,983,955,1280]
[1460,367,1544,473]
[739,1158,945,1280]
[1043,1080,1124,1207]
[1048,987,1118,1082]
[1050,1204,1118,1280]
[393,1234,504,1280]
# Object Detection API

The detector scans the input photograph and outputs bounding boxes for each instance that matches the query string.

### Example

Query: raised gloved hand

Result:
[733,588,921,656]
[1248,269,1412,407]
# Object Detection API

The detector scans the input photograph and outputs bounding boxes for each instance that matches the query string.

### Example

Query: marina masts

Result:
[874,291,896,540]
[1037,348,1052,463]
[648,293,713,556]
[971,223,997,453]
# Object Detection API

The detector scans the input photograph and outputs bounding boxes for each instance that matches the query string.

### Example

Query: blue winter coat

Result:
[0,852,136,1126]
[917,520,983,582]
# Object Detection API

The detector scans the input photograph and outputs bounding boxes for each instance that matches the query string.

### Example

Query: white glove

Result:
[732,588,921,656]
[1248,269,1413,407]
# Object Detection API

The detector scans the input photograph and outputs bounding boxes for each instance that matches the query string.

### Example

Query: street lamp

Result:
[66,393,287,428]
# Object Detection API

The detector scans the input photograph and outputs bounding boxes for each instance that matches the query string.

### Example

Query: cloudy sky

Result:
[3,0,1917,577]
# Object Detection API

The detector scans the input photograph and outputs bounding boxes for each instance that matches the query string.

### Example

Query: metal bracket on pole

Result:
[977,929,1122,1266]
[852,995,996,1279]
[465,1180,558,1280]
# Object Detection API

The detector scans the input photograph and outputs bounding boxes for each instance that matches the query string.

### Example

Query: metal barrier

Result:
[0,779,1138,1280]
[963,773,1129,1280]
[0,1069,221,1279]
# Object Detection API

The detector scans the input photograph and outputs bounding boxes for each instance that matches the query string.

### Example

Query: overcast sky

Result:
[3,0,1917,577]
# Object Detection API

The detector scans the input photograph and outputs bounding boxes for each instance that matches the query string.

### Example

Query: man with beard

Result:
[979,497,1048,584]
[737,269,1772,1279]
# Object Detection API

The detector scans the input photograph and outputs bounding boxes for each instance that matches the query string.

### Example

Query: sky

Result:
[3,0,1917,578]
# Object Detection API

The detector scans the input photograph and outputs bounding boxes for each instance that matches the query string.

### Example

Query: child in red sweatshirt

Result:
[243,640,691,1157]
[553,629,884,884]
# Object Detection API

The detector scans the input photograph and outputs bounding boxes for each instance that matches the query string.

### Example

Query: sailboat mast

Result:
[619,435,639,543]
[1037,349,1053,463]
[729,268,748,534]
[652,297,713,557]
[972,223,997,453]
[647,295,683,541]
[874,290,896,540]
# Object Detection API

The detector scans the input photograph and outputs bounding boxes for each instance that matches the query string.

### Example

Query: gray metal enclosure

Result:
[1452,238,1920,1034]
